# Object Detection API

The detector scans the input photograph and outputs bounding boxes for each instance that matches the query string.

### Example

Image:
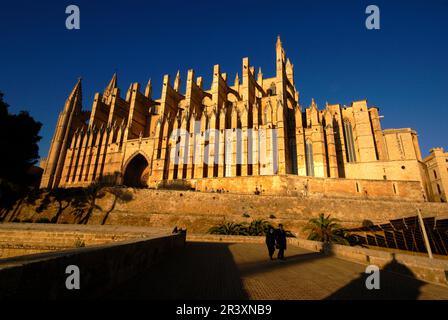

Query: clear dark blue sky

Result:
[0,0,447,159]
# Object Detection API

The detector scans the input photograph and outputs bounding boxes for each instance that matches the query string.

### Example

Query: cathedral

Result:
[39,37,447,202]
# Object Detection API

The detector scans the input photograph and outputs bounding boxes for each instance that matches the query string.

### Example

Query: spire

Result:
[234,73,240,86]
[286,58,292,69]
[275,35,285,75]
[125,83,133,102]
[174,70,181,92]
[276,35,282,48]
[310,98,317,109]
[103,73,117,100]
[105,73,117,92]
[68,77,82,101]
[65,78,82,112]
[196,76,203,89]
[145,78,152,98]
[257,67,263,83]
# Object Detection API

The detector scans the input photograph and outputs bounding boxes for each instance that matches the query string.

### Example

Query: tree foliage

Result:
[208,222,248,235]
[208,219,295,237]
[0,91,42,209]
[303,213,349,245]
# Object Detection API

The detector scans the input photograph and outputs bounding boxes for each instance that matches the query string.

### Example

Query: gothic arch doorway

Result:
[123,154,149,187]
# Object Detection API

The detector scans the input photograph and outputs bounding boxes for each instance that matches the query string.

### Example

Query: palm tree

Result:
[247,219,272,236]
[208,222,248,235]
[303,213,349,245]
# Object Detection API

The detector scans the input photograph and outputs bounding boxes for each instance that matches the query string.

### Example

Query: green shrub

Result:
[208,219,296,237]
[208,222,248,235]
[246,219,271,236]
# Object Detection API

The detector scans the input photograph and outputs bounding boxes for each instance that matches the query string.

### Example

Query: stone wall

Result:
[92,189,448,237]
[7,187,448,238]
[0,223,171,259]
[164,174,424,202]
[0,231,185,299]
[424,148,448,202]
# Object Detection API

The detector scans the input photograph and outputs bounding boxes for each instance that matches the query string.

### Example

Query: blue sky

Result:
[0,0,447,159]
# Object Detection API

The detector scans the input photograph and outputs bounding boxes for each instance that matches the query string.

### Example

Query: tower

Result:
[40,79,84,188]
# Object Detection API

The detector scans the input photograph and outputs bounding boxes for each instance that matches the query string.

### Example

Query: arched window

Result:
[305,140,314,176]
[434,170,438,179]
[267,82,276,96]
[437,183,442,195]
[343,120,356,163]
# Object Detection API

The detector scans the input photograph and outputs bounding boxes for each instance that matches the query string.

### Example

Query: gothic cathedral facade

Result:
[40,37,444,202]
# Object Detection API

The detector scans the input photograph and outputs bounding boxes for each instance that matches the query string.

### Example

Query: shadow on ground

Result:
[325,254,425,300]
[106,242,330,300]
[106,242,446,300]
[107,242,249,299]
[237,252,325,278]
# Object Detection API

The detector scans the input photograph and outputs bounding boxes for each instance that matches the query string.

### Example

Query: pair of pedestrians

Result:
[265,224,287,260]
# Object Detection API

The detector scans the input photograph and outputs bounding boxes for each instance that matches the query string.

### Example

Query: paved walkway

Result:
[109,242,448,300]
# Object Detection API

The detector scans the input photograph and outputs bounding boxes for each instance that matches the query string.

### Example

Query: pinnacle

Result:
[276,35,282,47]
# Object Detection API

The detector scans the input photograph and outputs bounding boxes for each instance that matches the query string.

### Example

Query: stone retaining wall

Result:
[102,189,448,237]
[161,174,424,202]
[7,188,448,238]
[0,232,185,299]
[0,223,171,259]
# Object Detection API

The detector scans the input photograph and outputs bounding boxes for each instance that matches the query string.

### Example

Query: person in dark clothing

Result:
[276,224,287,260]
[265,226,276,260]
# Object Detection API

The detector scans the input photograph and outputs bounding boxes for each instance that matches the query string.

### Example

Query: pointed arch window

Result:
[305,140,314,176]
[344,120,356,163]
[267,82,276,96]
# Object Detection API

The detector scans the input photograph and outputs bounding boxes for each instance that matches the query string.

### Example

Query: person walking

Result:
[265,226,276,260]
[276,224,287,260]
